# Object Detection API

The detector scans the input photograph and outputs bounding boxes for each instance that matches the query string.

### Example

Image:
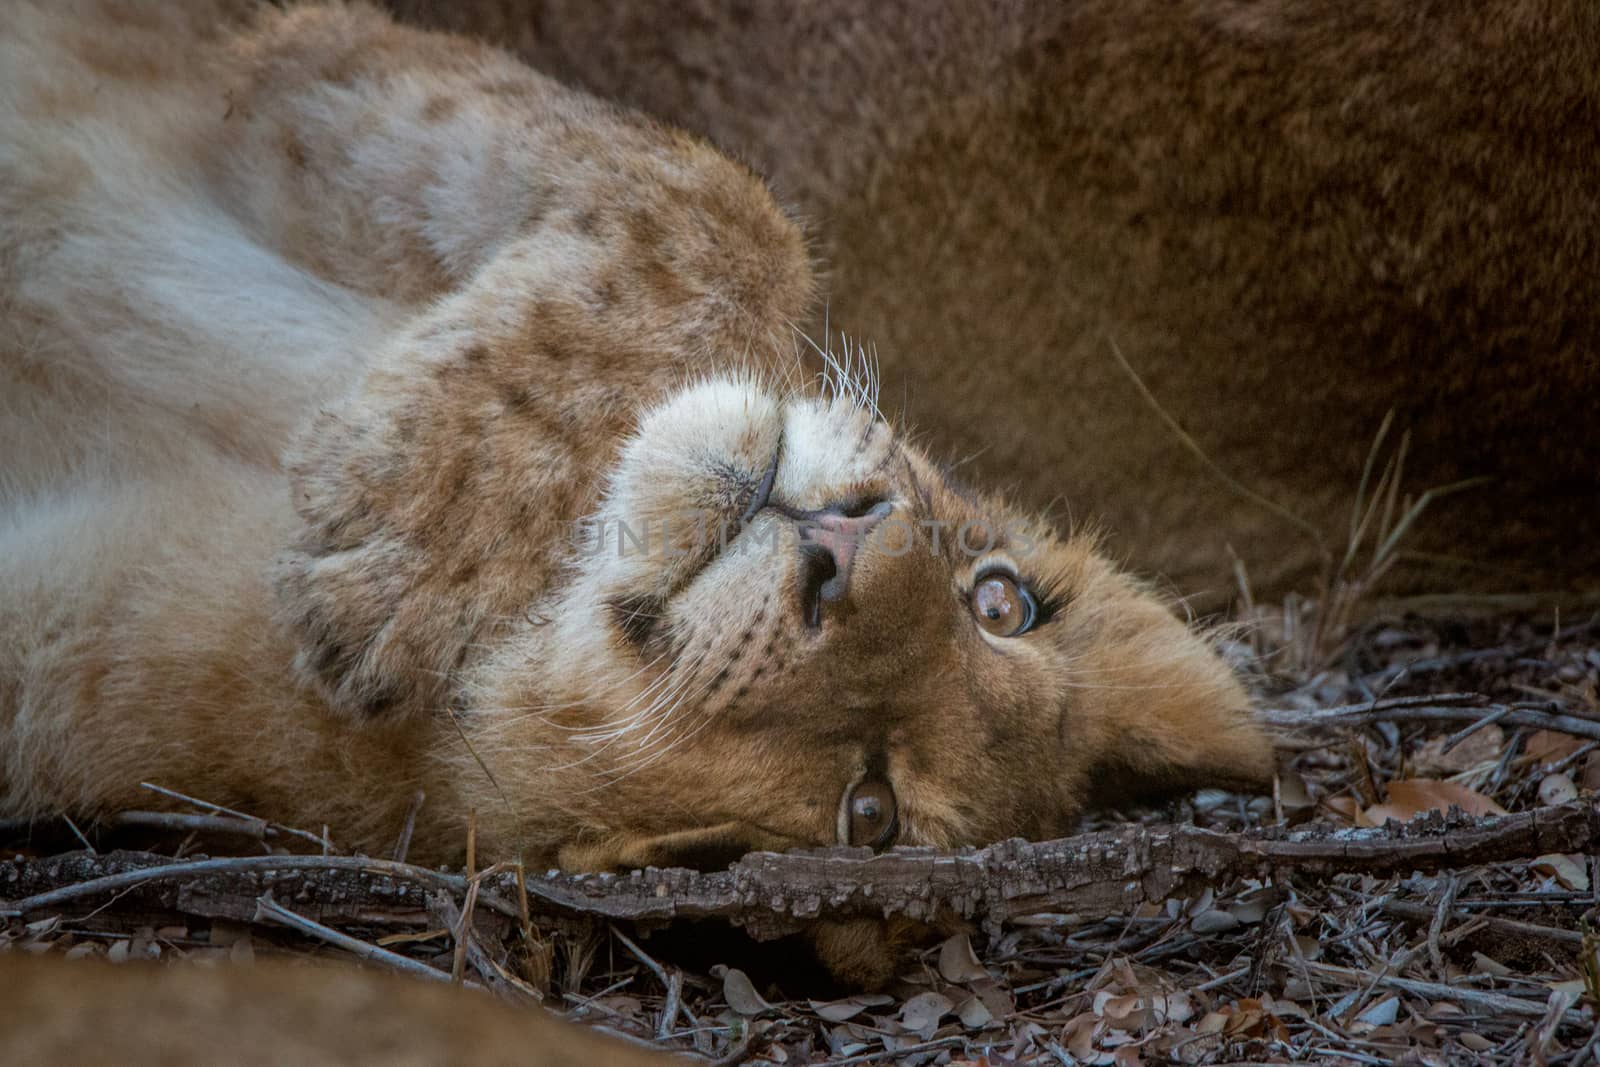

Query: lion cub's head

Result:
[270,104,1271,869]
[451,367,1274,871]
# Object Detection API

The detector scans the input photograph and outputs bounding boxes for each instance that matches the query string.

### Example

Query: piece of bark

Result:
[5,802,1597,940]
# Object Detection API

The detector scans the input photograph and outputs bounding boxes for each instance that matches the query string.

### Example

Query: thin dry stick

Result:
[611,925,685,1040]
[1303,961,1586,1026]
[1426,875,1460,980]
[452,877,482,985]
[428,891,528,1003]
[824,1037,967,1067]
[60,814,96,855]
[1438,707,1515,755]
[1382,900,1582,948]
[140,782,327,850]
[392,790,426,863]
[659,971,684,1044]
[254,893,464,986]
[1,854,469,917]
[106,811,267,840]
[1264,694,1600,743]
[451,810,480,984]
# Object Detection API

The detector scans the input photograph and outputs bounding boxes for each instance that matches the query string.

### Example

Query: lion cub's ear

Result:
[272,328,593,720]
[1067,596,1278,812]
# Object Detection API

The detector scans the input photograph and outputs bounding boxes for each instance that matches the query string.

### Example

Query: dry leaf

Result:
[1363,778,1507,825]
[1061,1013,1114,1066]
[1190,909,1241,934]
[711,965,771,1016]
[1322,795,1363,823]
[600,996,642,1019]
[1354,995,1400,1028]
[1472,952,1513,977]
[1276,771,1314,817]
[810,998,869,1024]
[937,933,989,984]
[1526,730,1586,765]
[971,977,1016,1022]
[1538,772,1579,806]
[1150,993,1195,1025]
[899,992,954,1039]
[1414,725,1505,775]
[1094,992,1150,1032]
[1581,751,1600,792]
[1289,934,1323,962]
[1227,886,1284,925]
[1531,852,1590,890]
[955,995,995,1030]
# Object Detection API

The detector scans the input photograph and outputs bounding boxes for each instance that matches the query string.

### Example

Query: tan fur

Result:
[0,956,667,1065]
[0,1,1270,982]
[394,0,1600,601]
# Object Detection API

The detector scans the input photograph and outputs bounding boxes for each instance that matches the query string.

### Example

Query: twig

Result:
[1,854,466,917]
[254,893,464,986]
[1439,707,1514,755]
[428,891,527,1003]
[660,970,684,1043]
[1566,1022,1600,1067]
[1264,693,1600,744]
[1426,875,1460,979]
[392,790,426,863]
[1302,960,1586,1025]
[612,926,671,987]
[452,874,482,985]
[139,782,328,850]
[611,925,683,1040]
[707,1024,763,1067]
[106,811,267,840]
[1375,616,1600,685]
[1382,899,1584,948]
[9,803,1600,934]
[61,815,96,855]
[823,1036,967,1066]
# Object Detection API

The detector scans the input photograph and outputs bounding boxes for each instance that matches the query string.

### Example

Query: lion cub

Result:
[0,0,1270,924]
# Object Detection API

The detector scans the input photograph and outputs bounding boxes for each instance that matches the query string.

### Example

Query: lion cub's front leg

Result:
[206,5,815,718]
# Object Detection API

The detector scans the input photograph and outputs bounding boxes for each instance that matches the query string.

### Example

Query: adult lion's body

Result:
[0,956,668,1065]
[396,0,1600,601]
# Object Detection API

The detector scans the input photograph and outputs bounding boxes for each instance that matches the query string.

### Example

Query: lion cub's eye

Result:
[970,571,1036,637]
[847,779,898,849]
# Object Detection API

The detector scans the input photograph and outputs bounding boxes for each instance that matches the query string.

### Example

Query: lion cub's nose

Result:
[795,500,893,627]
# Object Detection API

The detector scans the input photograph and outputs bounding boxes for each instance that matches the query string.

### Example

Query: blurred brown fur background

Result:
[391,0,1600,605]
